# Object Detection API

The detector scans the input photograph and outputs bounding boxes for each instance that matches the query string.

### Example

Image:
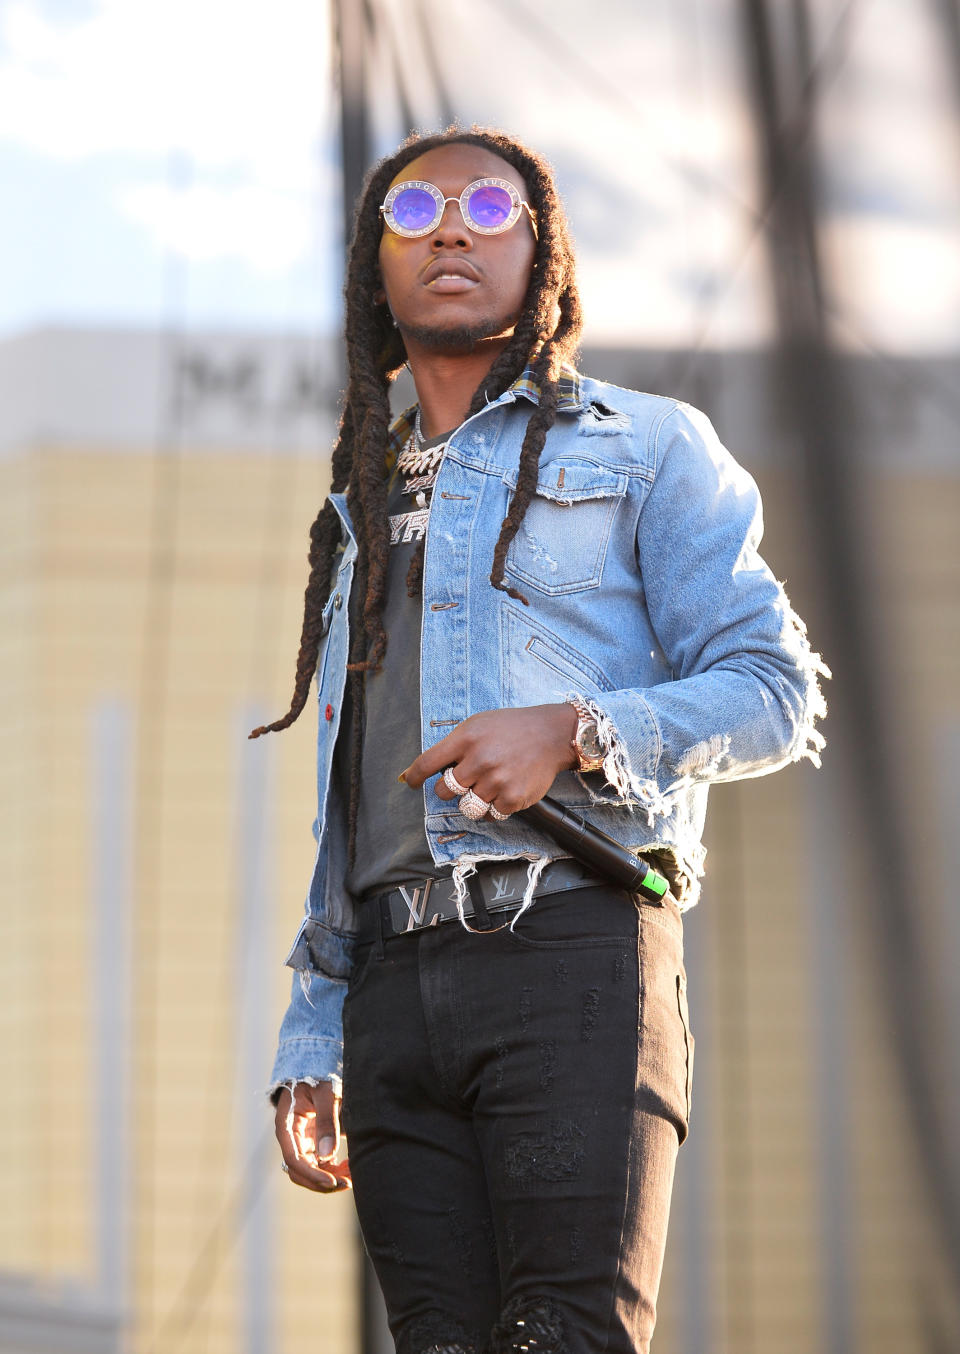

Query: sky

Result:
[1,0,959,352]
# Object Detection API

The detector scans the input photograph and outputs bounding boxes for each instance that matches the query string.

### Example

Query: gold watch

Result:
[569,698,605,773]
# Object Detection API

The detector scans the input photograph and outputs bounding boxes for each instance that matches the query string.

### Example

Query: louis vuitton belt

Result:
[357,857,611,943]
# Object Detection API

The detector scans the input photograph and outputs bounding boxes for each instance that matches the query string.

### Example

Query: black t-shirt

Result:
[334,433,453,900]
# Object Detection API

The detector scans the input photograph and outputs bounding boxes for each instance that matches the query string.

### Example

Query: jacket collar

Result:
[386,361,583,458]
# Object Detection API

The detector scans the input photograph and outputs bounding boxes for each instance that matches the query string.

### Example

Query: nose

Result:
[430,196,472,250]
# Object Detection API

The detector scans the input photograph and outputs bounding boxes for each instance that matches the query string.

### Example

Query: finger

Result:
[433,765,470,801]
[399,729,464,789]
[285,1109,351,1192]
[275,1096,319,1172]
[327,1158,353,1188]
[275,1084,340,1174]
[309,1082,340,1161]
[292,1102,322,1163]
[452,773,502,810]
[286,1156,353,1193]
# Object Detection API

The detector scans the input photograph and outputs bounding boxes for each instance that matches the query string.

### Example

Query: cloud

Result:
[0,0,336,274]
[0,0,331,185]
[118,179,314,272]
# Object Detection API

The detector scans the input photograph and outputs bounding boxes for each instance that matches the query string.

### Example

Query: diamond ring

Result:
[459,789,491,820]
[443,767,470,796]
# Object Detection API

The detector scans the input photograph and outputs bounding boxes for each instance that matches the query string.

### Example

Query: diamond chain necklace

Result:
[395,408,449,477]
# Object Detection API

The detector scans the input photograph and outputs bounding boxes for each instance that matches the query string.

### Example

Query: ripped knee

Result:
[486,1296,567,1353]
[398,1309,480,1354]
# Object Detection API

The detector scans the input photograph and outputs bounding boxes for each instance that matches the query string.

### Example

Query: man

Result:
[252,128,826,1354]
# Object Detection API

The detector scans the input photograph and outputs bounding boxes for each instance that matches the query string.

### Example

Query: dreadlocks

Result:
[249,126,583,861]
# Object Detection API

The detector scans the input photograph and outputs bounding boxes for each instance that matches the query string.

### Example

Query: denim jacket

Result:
[268,368,827,1096]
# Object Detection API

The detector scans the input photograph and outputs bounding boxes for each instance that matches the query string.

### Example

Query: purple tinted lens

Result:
[390,187,438,231]
[466,185,514,228]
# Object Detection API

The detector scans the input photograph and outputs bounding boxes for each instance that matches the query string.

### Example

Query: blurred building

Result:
[0,328,354,1354]
[0,325,957,1354]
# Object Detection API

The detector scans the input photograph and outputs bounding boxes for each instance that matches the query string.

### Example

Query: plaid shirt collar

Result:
[387,361,583,457]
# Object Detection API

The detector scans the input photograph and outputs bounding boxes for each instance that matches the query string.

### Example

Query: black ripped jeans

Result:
[340,882,694,1354]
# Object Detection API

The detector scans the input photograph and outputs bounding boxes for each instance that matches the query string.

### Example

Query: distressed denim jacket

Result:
[268,368,827,1096]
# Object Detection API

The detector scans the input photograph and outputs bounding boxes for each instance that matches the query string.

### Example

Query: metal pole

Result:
[332,6,394,1349]
[334,0,371,260]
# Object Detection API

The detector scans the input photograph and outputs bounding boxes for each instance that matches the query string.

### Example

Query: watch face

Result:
[576,719,604,769]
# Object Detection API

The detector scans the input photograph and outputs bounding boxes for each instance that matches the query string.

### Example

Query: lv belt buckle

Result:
[394,877,442,933]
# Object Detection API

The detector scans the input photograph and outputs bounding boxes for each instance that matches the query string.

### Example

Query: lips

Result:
[422,257,480,287]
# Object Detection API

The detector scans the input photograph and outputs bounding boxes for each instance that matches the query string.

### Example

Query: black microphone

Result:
[517,795,671,904]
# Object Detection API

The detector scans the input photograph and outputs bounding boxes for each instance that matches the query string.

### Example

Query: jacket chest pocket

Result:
[502,458,628,595]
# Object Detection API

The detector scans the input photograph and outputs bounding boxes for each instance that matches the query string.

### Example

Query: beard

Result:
[400,313,517,354]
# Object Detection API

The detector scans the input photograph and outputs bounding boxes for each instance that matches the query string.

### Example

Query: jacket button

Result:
[325,704,334,721]
[334,593,343,609]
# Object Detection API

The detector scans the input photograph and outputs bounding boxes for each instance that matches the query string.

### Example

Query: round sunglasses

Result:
[379,177,538,238]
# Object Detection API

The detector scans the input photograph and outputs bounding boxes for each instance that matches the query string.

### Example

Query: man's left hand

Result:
[399,704,579,819]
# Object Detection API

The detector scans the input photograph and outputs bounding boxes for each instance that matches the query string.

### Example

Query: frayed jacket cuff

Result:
[267,1041,343,1104]
[267,966,346,1101]
[564,688,661,809]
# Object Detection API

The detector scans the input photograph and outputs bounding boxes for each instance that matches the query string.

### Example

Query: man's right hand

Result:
[274,1081,352,1193]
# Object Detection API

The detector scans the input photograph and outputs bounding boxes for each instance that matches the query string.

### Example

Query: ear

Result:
[373,286,387,306]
